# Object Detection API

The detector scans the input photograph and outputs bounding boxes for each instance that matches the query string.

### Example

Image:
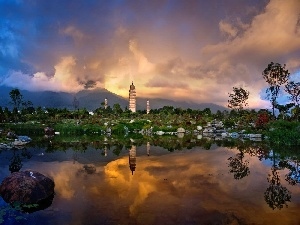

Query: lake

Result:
[0,135,300,225]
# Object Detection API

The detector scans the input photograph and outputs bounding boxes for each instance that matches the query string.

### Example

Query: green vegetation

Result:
[266,120,300,146]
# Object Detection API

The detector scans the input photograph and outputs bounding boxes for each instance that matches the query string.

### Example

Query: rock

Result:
[6,132,17,139]
[0,143,11,150]
[12,140,27,147]
[0,170,55,205]
[17,136,32,143]
[156,131,165,135]
[203,127,214,133]
[177,127,185,133]
[44,127,55,135]
[177,133,184,138]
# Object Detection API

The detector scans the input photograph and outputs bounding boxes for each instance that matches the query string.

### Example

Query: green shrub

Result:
[267,120,300,146]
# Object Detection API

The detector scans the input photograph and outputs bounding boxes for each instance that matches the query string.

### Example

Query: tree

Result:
[274,103,294,120]
[113,103,123,115]
[214,110,223,120]
[262,62,290,116]
[3,107,11,121]
[78,108,89,119]
[12,107,19,122]
[285,81,300,121]
[22,100,33,108]
[202,108,212,117]
[255,111,270,129]
[161,106,174,115]
[228,87,249,111]
[9,88,23,110]
[0,107,4,122]
[73,96,79,110]
[285,81,300,106]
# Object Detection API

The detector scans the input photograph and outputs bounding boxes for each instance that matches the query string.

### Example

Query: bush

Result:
[267,120,300,146]
[255,113,270,129]
[223,119,235,128]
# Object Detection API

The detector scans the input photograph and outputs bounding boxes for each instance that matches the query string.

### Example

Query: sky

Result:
[0,0,300,109]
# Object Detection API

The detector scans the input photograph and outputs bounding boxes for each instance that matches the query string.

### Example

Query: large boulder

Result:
[0,170,55,205]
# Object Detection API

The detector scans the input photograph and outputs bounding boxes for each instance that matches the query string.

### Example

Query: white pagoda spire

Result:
[104,98,108,109]
[129,81,136,112]
[146,100,150,114]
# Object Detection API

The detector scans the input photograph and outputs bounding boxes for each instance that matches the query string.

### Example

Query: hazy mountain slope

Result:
[0,86,11,108]
[136,98,226,113]
[75,88,128,110]
[0,86,227,112]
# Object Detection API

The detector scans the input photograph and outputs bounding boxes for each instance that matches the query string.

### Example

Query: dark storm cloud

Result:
[1,0,118,76]
[0,0,266,76]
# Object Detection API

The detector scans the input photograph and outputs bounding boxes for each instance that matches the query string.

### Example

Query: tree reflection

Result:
[279,159,300,186]
[112,144,123,156]
[8,147,32,173]
[264,167,291,210]
[285,163,300,186]
[21,147,32,159]
[9,154,22,173]
[244,145,269,161]
[228,151,250,180]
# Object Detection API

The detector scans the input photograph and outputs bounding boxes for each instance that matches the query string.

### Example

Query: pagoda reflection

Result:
[129,145,136,175]
[147,142,150,156]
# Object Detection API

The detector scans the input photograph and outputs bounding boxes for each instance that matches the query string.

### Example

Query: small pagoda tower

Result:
[146,100,150,114]
[104,98,108,109]
[129,82,136,112]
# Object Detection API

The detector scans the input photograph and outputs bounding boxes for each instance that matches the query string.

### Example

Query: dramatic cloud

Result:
[0,0,299,108]
[219,20,238,38]
[2,56,91,92]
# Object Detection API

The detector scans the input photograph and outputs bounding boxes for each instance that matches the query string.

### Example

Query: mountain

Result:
[0,86,226,113]
[136,98,226,113]
[0,86,126,110]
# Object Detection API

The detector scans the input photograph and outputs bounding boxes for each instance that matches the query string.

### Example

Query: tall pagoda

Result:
[129,82,136,112]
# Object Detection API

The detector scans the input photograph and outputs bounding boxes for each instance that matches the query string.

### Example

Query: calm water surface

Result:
[0,141,300,225]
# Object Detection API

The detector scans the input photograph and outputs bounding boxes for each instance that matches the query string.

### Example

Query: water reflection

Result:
[8,147,32,173]
[0,135,300,224]
[279,159,300,186]
[147,141,150,156]
[9,154,22,173]
[129,145,137,175]
[227,151,250,180]
[264,167,291,210]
